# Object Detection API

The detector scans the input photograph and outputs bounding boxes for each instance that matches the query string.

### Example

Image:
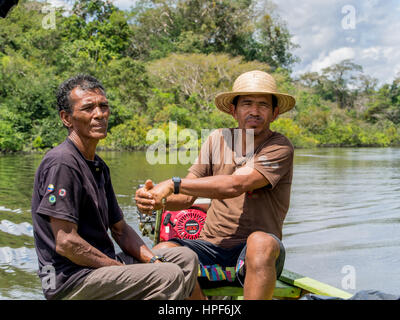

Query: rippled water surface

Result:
[0,148,399,299]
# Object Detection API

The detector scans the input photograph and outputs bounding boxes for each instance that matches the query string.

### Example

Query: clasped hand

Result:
[134,179,174,215]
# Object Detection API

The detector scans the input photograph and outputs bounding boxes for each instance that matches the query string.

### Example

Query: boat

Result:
[138,197,353,300]
[201,268,353,300]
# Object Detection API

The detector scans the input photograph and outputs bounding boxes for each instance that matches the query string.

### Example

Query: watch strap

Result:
[172,176,181,194]
[149,255,166,263]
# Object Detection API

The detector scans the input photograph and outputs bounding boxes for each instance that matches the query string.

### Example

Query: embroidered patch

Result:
[49,195,56,204]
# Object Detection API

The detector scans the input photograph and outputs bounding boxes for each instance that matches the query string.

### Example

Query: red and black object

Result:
[0,0,19,18]
[160,207,207,241]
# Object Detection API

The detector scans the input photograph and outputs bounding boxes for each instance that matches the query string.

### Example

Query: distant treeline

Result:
[0,0,399,152]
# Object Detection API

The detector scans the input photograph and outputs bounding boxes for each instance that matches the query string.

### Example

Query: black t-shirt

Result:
[31,138,123,300]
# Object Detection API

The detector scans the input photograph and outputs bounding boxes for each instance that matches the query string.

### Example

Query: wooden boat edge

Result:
[202,269,353,300]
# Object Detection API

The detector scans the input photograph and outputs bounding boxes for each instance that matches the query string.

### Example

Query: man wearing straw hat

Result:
[136,70,296,300]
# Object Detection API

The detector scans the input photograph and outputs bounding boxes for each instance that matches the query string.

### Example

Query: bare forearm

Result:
[112,221,154,263]
[180,175,246,199]
[56,234,122,268]
[165,194,196,211]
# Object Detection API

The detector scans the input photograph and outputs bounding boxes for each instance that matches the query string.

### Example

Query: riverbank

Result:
[1,141,400,156]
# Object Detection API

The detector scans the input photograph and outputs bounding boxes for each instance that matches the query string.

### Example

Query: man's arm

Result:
[110,219,157,263]
[137,167,269,213]
[50,217,123,267]
[181,166,269,199]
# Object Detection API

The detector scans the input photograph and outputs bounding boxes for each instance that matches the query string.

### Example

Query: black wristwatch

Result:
[172,176,181,194]
[149,255,167,263]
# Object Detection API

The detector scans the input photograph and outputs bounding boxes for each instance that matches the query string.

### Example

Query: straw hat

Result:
[215,70,296,115]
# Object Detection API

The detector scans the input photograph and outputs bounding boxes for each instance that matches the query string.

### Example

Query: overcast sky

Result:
[48,0,399,85]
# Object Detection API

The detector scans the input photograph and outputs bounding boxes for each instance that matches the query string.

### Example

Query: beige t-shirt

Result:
[189,128,294,248]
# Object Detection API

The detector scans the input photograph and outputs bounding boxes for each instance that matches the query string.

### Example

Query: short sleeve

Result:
[189,130,215,178]
[35,163,82,224]
[104,168,124,226]
[247,143,293,189]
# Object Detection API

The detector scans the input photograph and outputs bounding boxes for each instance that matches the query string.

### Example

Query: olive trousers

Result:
[62,247,198,300]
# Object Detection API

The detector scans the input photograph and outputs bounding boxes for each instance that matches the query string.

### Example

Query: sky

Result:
[47,0,399,86]
[272,0,400,85]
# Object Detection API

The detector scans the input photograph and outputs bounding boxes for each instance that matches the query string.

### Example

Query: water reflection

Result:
[0,220,33,237]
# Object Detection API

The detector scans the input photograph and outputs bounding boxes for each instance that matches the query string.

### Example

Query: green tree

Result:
[249,1,299,69]
[59,0,133,67]
[147,53,269,114]
[364,77,400,124]
[100,58,151,128]
[129,0,298,70]
[321,60,363,109]
[299,60,363,109]
[1,0,399,152]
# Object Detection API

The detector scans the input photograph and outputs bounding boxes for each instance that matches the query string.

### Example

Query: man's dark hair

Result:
[232,94,278,111]
[56,74,105,113]
[0,0,18,18]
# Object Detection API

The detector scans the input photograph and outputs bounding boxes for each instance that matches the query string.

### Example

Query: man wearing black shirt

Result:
[31,74,198,300]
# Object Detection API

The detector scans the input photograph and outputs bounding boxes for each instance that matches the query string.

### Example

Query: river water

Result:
[0,147,399,299]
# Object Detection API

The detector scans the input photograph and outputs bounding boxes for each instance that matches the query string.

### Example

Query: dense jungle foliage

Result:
[1,0,399,152]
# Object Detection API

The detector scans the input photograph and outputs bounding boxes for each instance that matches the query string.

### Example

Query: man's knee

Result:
[161,263,186,282]
[154,246,199,282]
[153,240,182,250]
[176,246,199,266]
[246,232,280,268]
[155,245,198,265]
[159,246,199,299]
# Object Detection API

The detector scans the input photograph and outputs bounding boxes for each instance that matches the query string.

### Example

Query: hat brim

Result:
[215,91,296,115]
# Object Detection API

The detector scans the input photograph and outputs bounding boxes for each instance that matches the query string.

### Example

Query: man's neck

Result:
[68,132,98,161]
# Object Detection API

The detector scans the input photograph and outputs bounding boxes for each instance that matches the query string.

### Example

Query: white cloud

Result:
[113,0,137,10]
[309,47,355,73]
[361,47,382,61]
[45,0,72,10]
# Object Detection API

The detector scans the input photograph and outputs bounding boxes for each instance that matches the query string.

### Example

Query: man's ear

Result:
[230,104,237,120]
[59,110,72,129]
[271,106,280,122]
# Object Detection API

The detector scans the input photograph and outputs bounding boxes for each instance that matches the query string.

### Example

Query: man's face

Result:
[231,94,279,136]
[63,87,110,142]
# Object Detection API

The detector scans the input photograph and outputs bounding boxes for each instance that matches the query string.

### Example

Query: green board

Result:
[279,270,353,299]
[202,269,353,300]
[202,279,302,299]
